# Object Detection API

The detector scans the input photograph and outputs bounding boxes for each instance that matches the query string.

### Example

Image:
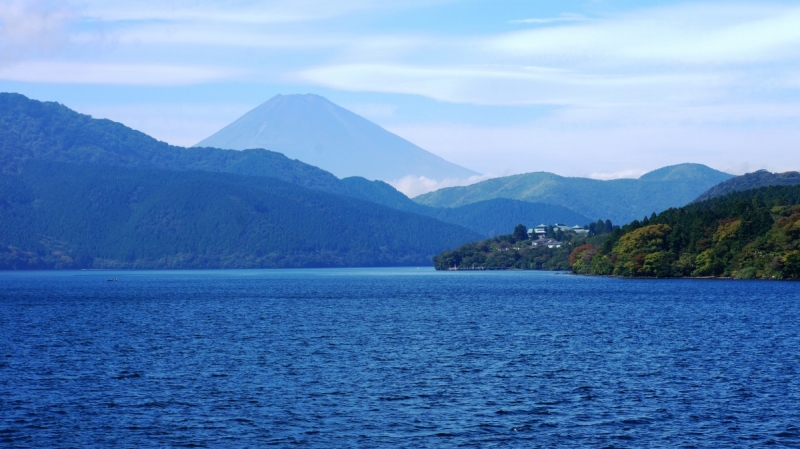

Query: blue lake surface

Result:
[1,268,799,447]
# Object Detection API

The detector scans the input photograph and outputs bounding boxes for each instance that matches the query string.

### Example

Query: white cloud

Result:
[0,61,244,85]
[490,4,800,65]
[389,173,497,197]
[588,169,647,180]
[0,0,73,64]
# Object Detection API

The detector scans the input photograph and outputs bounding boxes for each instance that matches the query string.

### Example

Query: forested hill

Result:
[569,185,800,279]
[413,164,733,224]
[0,161,481,269]
[694,170,800,202]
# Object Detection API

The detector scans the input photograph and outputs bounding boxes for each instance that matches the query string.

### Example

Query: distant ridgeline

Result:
[570,185,800,279]
[414,164,734,224]
[693,170,800,203]
[433,220,616,271]
[0,93,594,269]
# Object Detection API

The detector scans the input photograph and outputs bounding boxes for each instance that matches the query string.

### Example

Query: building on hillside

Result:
[528,224,548,238]
[571,225,589,235]
[532,238,562,249]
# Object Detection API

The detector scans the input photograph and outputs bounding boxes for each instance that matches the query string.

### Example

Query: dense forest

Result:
[433,221,615,270]
[0,161,481,269]
[570,185,800,279]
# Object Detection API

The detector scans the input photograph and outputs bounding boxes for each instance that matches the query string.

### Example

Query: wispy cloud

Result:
[297,62,721,107]
[509,14,588,25]
[71,0,455,24]
[0,61,243,85]
[490,4,800,65]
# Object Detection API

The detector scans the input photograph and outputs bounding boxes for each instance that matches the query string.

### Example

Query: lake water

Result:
[1,268,799,447]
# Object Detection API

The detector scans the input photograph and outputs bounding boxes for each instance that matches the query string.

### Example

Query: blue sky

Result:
[3,0,800,192]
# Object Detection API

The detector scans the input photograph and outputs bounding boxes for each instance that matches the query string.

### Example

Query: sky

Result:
[2,0,800,194]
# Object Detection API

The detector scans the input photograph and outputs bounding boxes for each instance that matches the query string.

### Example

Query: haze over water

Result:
[2,269,799,447]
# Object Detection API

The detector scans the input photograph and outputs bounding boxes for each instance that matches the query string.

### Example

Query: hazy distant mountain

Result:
[414,164,734,224]
[694,170,800,202]
[194,94,478,182]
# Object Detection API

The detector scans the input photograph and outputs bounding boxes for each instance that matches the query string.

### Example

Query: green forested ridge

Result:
[414,164,734,224]
[432,223,614,271]
[694,170,800,203]
[0,161,481,269]
[0,92,590,239]
[570,185,800,279]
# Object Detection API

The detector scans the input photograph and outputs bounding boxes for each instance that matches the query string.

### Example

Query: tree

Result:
[595,219,606,234]
[513,224,528,242]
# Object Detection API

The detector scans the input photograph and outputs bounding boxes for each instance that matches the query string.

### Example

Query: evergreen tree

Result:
[596,219,606,234]
[513,224,528,242]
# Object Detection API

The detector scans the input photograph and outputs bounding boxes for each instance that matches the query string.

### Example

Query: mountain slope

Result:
[694,170,800,202]
[0,161,481,269]
[414,164,733,224]
[195,94,478,181]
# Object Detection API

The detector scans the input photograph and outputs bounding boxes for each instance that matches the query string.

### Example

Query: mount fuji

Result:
[195,94,478,183]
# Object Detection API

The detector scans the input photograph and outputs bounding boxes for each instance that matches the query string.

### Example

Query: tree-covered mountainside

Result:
[433,223,614,271]
[414,164,734,224]
[0,92,587,239]
[570,185,800,279]
[694,170,800,202]
[0,161,481,269]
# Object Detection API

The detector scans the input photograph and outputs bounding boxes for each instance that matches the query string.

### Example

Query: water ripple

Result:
[1,269,799,447]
